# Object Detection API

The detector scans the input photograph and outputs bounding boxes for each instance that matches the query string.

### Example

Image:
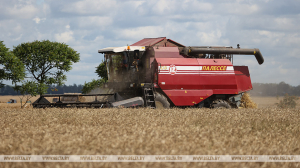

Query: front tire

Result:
[211,99,231,109]
[154,92,170,109]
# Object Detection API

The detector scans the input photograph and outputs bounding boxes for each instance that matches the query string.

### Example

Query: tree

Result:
[0,41,25,87]
[13,40,80,95]
[95,60,108,81]
[277,81,290,96]
[14,81,48,108]
[82,61,108,94]
[82,78,106,94]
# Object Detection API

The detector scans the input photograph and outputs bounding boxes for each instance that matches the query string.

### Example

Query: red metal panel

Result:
[156,58,201,90]
[156,58,238,95]
[131,37,166,46]
[166,39,185,47]
[154,58,254,106]
[156,57,200,65]
[163,90,213,106]
[158,74,201,90]
[197,59,238,94]
[153,47,183,58]
[234,66,252,93]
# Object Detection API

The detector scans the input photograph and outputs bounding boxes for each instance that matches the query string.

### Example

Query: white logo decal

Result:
[169,64,177,75]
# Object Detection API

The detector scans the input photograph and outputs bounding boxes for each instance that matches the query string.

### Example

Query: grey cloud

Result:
[1,0,300,86]
[260,0,300,16]
[45,0,117,18]
[0,0,39,20]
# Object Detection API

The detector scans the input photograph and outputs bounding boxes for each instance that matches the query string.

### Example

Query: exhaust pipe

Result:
[182,47,264,65]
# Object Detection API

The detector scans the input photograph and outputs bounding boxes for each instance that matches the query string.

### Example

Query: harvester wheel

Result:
[155,92,170,109]
[211,99,231,109]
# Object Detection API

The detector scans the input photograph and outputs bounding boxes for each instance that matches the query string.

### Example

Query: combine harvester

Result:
[33,37,264,109]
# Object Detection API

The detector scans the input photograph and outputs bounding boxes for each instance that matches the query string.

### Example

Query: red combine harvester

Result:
[33,37,263,109]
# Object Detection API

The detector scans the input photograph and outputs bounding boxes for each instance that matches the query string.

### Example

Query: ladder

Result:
[143,87,156,109]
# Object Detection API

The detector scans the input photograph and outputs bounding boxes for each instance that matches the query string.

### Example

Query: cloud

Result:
[33,17,46,24]
[0,0,39,19]
[55,30,74,43]
[279,65,288,75]
[116,26,165,40]
[1,0,300,86]
[60,0,117,15]
[75,16,113,30]
[216,3,259,15]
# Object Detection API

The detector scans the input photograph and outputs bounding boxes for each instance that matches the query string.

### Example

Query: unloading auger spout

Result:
[182,47,264,65]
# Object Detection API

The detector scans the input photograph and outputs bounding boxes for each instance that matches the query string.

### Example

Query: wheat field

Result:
[1,108,300,167]
[1,96,300,168]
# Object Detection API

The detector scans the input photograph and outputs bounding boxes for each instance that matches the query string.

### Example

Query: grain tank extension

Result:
[33,37,263,109]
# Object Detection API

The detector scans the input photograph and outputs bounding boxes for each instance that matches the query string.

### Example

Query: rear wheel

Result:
[211,99,231,109]
[154,92,170,109]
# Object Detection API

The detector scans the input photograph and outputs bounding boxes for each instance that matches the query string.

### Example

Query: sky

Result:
[1,0,300,86]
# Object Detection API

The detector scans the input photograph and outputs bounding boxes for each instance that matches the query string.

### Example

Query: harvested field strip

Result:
[1,107,300,168]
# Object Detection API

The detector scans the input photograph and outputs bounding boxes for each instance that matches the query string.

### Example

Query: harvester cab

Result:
[101,46,145,83]
[98,46,148,92]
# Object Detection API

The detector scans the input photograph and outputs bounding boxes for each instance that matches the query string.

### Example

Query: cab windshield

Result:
[105,51,143,83]
[105,53,125,82]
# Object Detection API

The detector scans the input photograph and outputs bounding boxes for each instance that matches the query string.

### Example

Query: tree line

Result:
[0,84,84,95]
[2,81,299,97]
[250,82,300,96]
